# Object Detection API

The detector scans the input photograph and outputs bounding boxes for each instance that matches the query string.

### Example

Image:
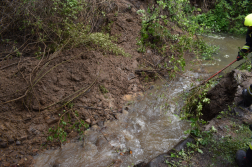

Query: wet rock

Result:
[95,137,107,150]
[0,142,7,148]
[145,138,194,167]
[145,153,169,167]
[16,141,21,145]
[174,138,194,151]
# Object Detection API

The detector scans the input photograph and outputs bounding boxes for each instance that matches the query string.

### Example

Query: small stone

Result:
[85,119,91,124]
[16,141,21,145]
[147,49,152,54]
[128,73,135,80]
[18,135,27,141]
[8,138,14,144]
[0,142,7,148]
[97,121,104,127]
[149,85,154,90]
[68,132,78,138]
[32,149,39,153]
[46,117,59,125]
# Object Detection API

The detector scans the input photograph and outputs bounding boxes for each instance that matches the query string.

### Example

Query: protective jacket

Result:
[239,29,252,55]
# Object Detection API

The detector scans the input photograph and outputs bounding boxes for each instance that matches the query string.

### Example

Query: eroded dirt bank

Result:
[0,0,193,166]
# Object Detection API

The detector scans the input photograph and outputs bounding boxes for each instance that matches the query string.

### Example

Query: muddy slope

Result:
[0,0,190,166]
[201,71,238,120]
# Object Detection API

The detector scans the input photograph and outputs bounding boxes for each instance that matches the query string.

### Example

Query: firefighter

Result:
[237,14,252,61]
[236,126,252,167]
[241,84,252,107]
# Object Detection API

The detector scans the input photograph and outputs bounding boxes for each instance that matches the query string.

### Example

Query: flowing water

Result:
[34,34,246,167]
[200,33,246,73]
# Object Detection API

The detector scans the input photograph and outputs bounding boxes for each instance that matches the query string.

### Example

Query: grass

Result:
[165,114,252,167]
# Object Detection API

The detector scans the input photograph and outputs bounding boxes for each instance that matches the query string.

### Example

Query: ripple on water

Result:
[34,71,208,167]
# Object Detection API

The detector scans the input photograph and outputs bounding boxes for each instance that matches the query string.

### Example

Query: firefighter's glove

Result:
[237,54,243,61]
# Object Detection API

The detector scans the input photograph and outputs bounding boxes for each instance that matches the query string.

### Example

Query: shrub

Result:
[0,0,129,58]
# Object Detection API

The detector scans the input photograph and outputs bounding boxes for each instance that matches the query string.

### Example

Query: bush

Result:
[0,0,129,57]
[195,0,252,34]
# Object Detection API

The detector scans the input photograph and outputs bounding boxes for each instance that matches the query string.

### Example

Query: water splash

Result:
[34,71,206,167]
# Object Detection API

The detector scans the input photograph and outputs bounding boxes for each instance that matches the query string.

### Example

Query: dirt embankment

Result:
[0,0,191,166]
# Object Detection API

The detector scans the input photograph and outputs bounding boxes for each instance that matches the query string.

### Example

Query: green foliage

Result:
[238,53,252,71]
[47,109,89,143]
[207,123,252,164]
[1,0,130,58]
[99,85,109,94]
[195,0,252,34]
[136,0,218,76]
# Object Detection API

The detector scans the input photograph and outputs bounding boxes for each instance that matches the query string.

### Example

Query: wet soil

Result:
[0,1,193,166]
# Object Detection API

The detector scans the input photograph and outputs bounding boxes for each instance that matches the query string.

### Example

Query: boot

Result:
[236,150,247,167]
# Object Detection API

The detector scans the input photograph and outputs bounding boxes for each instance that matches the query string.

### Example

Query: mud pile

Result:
[201,69,252,121]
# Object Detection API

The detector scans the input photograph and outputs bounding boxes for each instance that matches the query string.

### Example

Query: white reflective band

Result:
[242,45,250,50]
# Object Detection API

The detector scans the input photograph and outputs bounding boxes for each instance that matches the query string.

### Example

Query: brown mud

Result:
[0,0,193,166]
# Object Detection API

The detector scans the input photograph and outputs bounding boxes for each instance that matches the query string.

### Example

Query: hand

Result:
[237,54,243,61]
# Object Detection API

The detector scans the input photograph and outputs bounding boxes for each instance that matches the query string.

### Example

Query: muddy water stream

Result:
[34,34,246,167]
[199,33,246,73]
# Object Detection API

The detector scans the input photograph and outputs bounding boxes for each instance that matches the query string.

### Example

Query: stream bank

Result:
[0,0,250,167]
[141,69,252,167]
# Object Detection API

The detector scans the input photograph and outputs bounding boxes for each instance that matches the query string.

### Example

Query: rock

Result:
[71,75,81,81]
[144,153,169,167]
[32,149,39,153]
[149,85,154,90]
[128,73,135,80]
[18,135,27,141]
[8,138,14,144]
[45,116,59,125]
[16,141,21,145]
[85,119,91,124]
[204,119,216,131]
[97,121,104,127]
[147,49,152,54]
[0,142,7,148]
[68,132,78,138]
[174,138,194,151]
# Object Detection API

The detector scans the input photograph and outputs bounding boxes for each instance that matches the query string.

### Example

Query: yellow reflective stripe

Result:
[250,142,252,150]
[249,87,252,97]
[242,45,250,50]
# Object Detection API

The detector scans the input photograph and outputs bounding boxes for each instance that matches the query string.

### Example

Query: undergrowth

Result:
[166,120,252,167]
[195,0,252,34]
[136,0,219,80]
[1,0,130,59]
[47,103,89,143]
